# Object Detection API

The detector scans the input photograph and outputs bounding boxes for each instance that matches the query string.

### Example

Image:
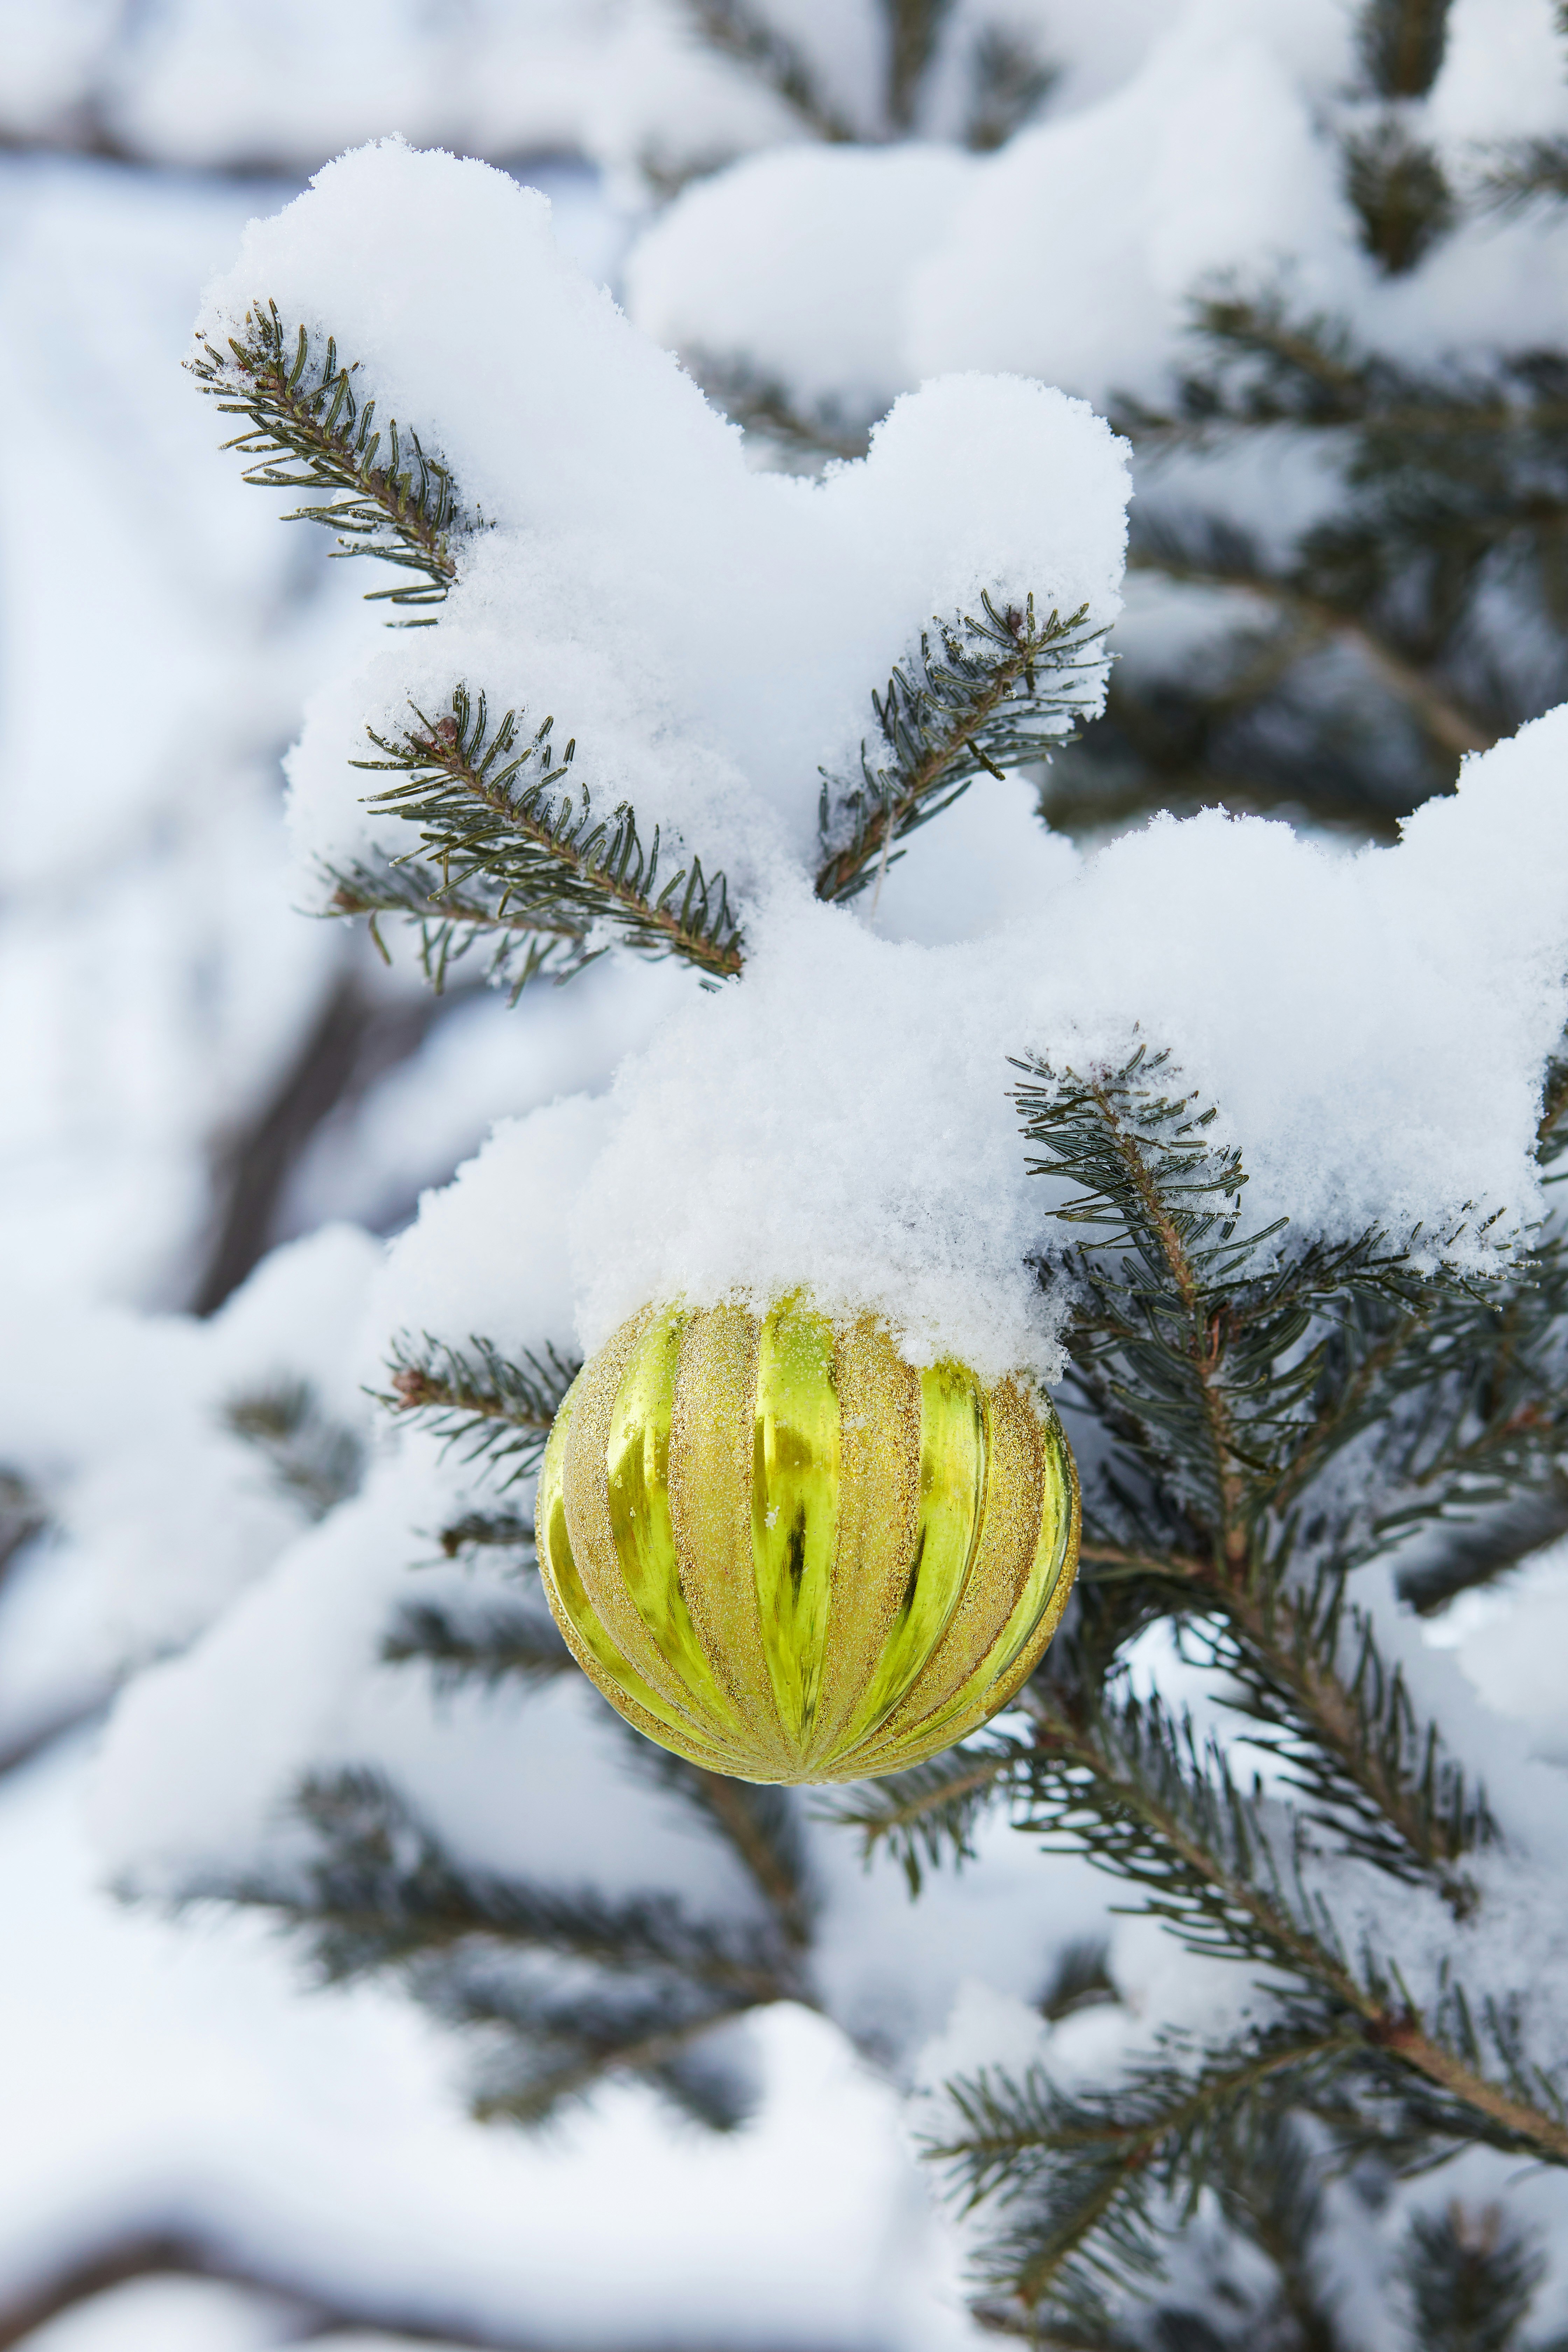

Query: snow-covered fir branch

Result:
[18,13,1568,2342]
[189,303,466,620]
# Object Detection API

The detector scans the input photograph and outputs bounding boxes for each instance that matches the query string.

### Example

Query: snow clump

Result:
[625,0,1568,416]
[198,139,1129,897]
[199,141,1568,1386]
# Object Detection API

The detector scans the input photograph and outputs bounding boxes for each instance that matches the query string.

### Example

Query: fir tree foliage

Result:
[1397,2203,1552,2352]
[433,1504,537,1559]
[813,593,1107,906]
[204,1746,818,2130]
[189,303,464,620]
[932,2019,1358,2332]
[1038,1937,1119,2026]
[680,0,1054,154]
[1473,4,1568,219]
[684,0,859,145]
[222,1379,366,1522]
[186,65,1568,2337]
[343,685,746,990]
[381,1331,581,1487]
[1356,0,1452,99]
[201,313,1078,997]
[1347,2,1456,281]
[676,0,1568,846]
[302,1051,1568,2325]
[1477,133,1568,215]
[884,0,957,135]
[692,279,1551,838]
[195,311,750,995]
[382,1488,568,1694]
[827,1042,1568,2337]
[380,1594,573,1693]
[1343,116,1456,276]
[965,26,1058,156]
[1079,287,1568,833]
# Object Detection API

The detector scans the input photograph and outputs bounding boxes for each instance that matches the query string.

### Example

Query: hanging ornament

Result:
[536,1295,1079,1784]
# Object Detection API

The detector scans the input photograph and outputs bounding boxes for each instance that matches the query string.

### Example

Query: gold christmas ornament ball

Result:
[536,1296,1079,1784]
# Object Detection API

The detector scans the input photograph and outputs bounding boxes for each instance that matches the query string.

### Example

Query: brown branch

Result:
[386,1370,553,1430]
[328,876,586,948]
[1126,550,1494,760]
[191,962,465,1317]
[0,1694,110,1788]
[394,727,744,983]
[692,1772,814,1950]
[1370,2018,1568,2161]
[812,609,1056,905]
[0,2226,533,2352]
[1078,1534,1472,1902]
[472,2006,760,2124]
[1329,609,1493,758]
[0,2221,859,2351]
[1027,1696,1568,2167]
[1090,1077,1251,1576]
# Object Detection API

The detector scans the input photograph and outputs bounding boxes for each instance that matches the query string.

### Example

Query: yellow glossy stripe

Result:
[857,1491,1079,1777]
[848,1393,1078,1774]
[832,1358,986,1757]
[560,1309,730,1728]
[845,1371,1041,1762]
[604,1304,743,1735]
[807,1317,922,1762]
[538,1390,744,1770]
[668,1304,791,1773]
[750,1298,839,1748]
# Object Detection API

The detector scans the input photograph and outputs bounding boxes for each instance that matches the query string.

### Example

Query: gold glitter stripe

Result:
[826,1356,987,1764]
[538,1388,745,1769]
[668,1303,793,1774]
[604,1302,745,1736]
[750,1297,840,1750]
[559,1306,719,1724]
[846,1391,1079,1775]
[806,1315,922,1763]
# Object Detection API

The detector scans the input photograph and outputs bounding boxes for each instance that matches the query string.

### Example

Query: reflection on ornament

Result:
[536,1295,1079,1784]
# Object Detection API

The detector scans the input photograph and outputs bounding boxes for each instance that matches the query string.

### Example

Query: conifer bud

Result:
[537,1296,1079,1783]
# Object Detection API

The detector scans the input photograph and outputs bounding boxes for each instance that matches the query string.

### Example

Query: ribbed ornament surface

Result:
[536,1297,1079,1784]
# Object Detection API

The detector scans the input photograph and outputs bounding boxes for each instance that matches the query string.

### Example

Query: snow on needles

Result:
[376,707,1568,1385]
[198,140,1127,892]
[203,143,1568,1384]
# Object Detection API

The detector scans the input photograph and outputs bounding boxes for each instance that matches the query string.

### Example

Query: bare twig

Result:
[0,2223,859,2352]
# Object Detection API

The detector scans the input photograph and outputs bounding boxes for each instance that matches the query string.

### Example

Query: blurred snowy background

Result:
[0,11,1087,2349]
[9,4,1568,2348]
